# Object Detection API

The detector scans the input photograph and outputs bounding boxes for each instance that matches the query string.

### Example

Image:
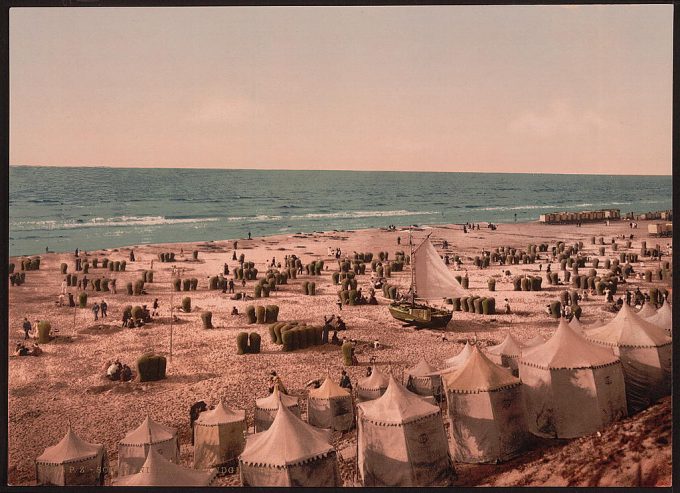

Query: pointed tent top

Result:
[405,358,438,377]
[255,386,299,410]
[442,341,473,370]
[194,401,246,426]
[413,237,467,299]
[357,365,390,390]
[585,303,672,348]
[357,375,440,425]
[521,318,619,370]
[120,416,176,446]
[646,302,671,334]
[240,399,335,468]
[308,377,350,399]
[524,334,547,347]
[568,316,586,334]
[114,448,216,486]
[637,302,658,319]
[443,345,520,393]
[36,426,103,465]
[485,333,524,358]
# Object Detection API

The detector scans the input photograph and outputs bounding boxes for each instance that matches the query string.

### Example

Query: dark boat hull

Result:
[388,302,452,329]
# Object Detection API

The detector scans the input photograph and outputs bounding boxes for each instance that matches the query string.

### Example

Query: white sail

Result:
[413,238,467,300]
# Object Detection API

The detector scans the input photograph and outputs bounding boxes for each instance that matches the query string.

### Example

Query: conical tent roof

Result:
[637,303,657,319]
[485,333,524,358]
[568,316,586,333]
[443,345,520,393]
[358,366,390,390]
[114,448,215,486]
[524,334,547,347]
[585,303,672,348]
[36,426,103,464]
[120,416,176,446]
[309,377,351,399]
[443,342,473,369]
[521,319,619,370]
[195,401,246,426]
[414,237,467,299]
[240,398,334,467]
[358,376,440,425]
[256,386,299,410]
[647,302,671,334]
[405,359,438,377]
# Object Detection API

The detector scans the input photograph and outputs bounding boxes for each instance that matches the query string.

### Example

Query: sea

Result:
[8,166,672,257]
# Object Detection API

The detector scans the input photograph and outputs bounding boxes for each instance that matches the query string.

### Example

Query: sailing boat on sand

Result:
[388,231,467,328]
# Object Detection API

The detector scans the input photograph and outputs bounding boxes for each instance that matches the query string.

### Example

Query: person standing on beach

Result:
[92,302,100,321]
[22,318,31,340]
[100,300,108,319]
[248,231,252,240]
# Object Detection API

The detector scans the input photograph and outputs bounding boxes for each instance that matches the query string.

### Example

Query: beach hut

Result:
[114,449,216,486]
[307,377,354,431]
[193,401,247,470]
[239,399,341,487]
[357,376,454,486]
[647,302,672,336]
[443,341,473,369]
[637,302,657,319]
[254,386,300,432]
[356,366,390,402]
[405,358,442,398]
[443,346,529,463]
[117,416,178,477]
[484,333,524,376]
[584,303,672,414]
[35,425,108,486]
[524,334,547,347]
[519,319,627,439]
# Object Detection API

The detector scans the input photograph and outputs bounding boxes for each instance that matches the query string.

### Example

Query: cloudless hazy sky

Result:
[9,5,673,174]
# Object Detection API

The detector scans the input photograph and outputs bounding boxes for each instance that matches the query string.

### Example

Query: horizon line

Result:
[9,163,673,177]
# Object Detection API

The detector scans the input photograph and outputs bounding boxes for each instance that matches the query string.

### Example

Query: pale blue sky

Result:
[10,5,673,174]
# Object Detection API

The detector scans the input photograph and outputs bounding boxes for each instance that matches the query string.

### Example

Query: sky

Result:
[9,5,673,175]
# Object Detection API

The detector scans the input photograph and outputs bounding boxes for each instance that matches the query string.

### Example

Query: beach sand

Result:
[7,219,672,486]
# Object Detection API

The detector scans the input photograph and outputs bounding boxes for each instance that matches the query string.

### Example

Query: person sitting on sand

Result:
[122,310,131,328]
[336,317,347,331]
[15,342,29,357]
[368,292,378,305]
[373,339,381,349]
[28,343,42,356]
[231,306,238,316]
[120,364,133,382]
[268,371,288,395]
[544,304,551,316]
[107,360,122,381]
[57,293,65,307]
[339,370,352,390]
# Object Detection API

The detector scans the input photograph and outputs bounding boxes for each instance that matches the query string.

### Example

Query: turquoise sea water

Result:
[9,166,672,257]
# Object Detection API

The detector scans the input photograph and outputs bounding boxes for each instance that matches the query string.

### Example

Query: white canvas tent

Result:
[254,386,300,432]
[356,366,390,402]
[114,448,216,486]
[646,302,672,337]
[637,302,657,319]
[519,319,627,438]
[117,415,178,477]
[239,398,341,487]
[193,401,247,470]
[357,376,454,486]
[443,345,529,463]
[35,425,108,486]
[307,377,354,431]
[524,334,547,347]
[442,341,473,369]
[584,303,672,414]
[405,359,442,398]
[484,333,524,376]
[413,238,467,300]
[568,316,587,334]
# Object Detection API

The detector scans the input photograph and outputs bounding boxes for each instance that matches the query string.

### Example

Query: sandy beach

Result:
[7,219,672,486]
